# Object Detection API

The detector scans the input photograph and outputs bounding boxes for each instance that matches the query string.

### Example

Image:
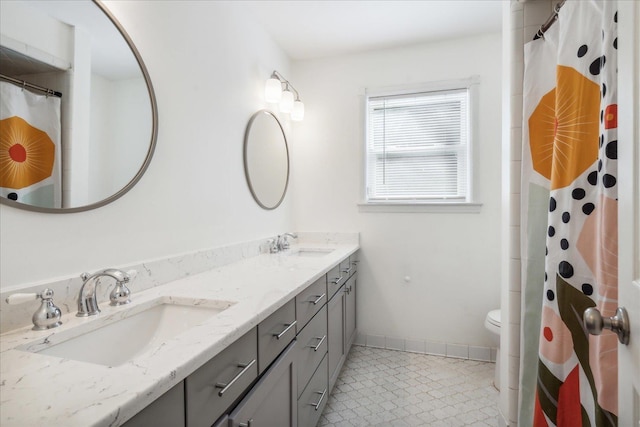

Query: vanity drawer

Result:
[258,299,296,373]
[296,276,326,331]
[296,305,328,397]
[326,264,345,299]
[185,328,258,427]
[297,355,328,427]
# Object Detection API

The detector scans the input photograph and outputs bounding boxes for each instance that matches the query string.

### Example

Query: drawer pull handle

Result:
[341,266,352,274]
[309,293,326,305]
[215,359,256,396]
[308,335,326,351]
[239,419,253,427]
[331,276,344,286]
[309,389,327,411]
[274,321,297,340]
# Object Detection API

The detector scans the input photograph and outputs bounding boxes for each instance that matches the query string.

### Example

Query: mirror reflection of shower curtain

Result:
[520,1,618,426]
[0,81,62,208]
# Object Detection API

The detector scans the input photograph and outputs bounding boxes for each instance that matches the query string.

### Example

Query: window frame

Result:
[360,77,482,213]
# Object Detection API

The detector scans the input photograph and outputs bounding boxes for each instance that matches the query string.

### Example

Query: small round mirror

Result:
[243,110,289,210]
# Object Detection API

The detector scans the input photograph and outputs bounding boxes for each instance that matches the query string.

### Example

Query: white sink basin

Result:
[289,248,334,257]
[21,297,235,367]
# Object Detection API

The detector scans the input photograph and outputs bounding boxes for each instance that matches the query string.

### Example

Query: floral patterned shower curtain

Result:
[520,1,618,425]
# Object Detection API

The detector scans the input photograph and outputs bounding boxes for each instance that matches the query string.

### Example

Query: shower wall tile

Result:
[509,259,522,291]
[511,59,524,96]
[510,160,522,194]
[511,9,523,30]
[510,95,523,129]
[509,316,520,358]
[509,290,522,327]
[510,193,521,226]
[511,127,523,160]
[524,1,553,27]
[510,225,521,259]
[510,27,524,60]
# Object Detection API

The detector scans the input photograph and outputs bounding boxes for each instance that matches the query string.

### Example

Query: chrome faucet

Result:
[77,268,132,317]
[277,233,298,251]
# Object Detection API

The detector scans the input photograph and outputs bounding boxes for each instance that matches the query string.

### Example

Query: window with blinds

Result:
[365,87,470,203]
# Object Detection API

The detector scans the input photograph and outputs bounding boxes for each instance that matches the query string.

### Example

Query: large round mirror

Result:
[243,110,289,210]
[0,0,158,213]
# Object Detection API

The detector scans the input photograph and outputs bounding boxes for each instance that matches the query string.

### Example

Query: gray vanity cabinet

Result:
[327,282,345,392]
[228,340,298,427]
[122,381,185,427]
[185,328,258,427]
[345,274,357,350]
[327,253,358,393]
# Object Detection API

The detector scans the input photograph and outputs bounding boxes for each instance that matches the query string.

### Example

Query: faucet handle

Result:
[6,289,62,330]
[110,269,137,306]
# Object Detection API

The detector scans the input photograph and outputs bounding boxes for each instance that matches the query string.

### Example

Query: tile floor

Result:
[319,345,499,426]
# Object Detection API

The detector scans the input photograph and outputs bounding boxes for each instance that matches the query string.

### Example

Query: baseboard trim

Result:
[355,332,497,363]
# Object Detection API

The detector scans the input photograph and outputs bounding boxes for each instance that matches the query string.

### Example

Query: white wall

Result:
[0,1,293,288]
[291,33,503,348]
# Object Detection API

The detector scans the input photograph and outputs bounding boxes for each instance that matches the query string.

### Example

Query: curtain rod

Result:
[533,0,566,40]
[0,73,62,98]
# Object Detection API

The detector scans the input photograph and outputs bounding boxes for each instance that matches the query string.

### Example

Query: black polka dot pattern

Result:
[547,290,555,301]
[539,5,618,323]
[572,189,586,200]
[559,261,574,278]
[590,56,606,75]
[8,193,18,201]
[577,45,588,57]
[606,141,617,159]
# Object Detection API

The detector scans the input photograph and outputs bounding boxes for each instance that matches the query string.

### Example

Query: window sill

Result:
[358,201,483,213]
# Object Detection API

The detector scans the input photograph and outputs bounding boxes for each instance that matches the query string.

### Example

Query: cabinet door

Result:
[327,285,345,392]
[345,275,356,351]
[229,340,298,427]
[122,381,185,427]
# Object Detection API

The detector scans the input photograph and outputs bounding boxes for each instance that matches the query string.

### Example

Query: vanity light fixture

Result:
[265,70,304,121]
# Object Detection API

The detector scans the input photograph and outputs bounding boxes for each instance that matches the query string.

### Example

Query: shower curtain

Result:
[520,1,618,426]
[0,81,62,208]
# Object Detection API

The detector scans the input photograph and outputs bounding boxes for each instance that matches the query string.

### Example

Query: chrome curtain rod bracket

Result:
[533,0,566,40]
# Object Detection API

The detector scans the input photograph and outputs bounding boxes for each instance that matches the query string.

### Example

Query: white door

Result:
[617,1,640,425]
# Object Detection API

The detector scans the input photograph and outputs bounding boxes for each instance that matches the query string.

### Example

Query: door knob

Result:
[583,307,630,345]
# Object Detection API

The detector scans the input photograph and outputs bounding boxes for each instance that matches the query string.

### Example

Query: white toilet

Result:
[484,309,501,390]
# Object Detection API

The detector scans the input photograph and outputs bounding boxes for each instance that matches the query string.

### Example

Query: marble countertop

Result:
[0,242,359,426]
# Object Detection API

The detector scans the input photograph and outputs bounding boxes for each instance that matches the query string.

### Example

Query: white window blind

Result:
[366,88,470,203]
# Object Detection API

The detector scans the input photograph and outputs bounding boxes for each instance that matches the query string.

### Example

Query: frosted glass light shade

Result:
[280,90,294,113]
[265,78,282,103]
[291,100,305,121]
